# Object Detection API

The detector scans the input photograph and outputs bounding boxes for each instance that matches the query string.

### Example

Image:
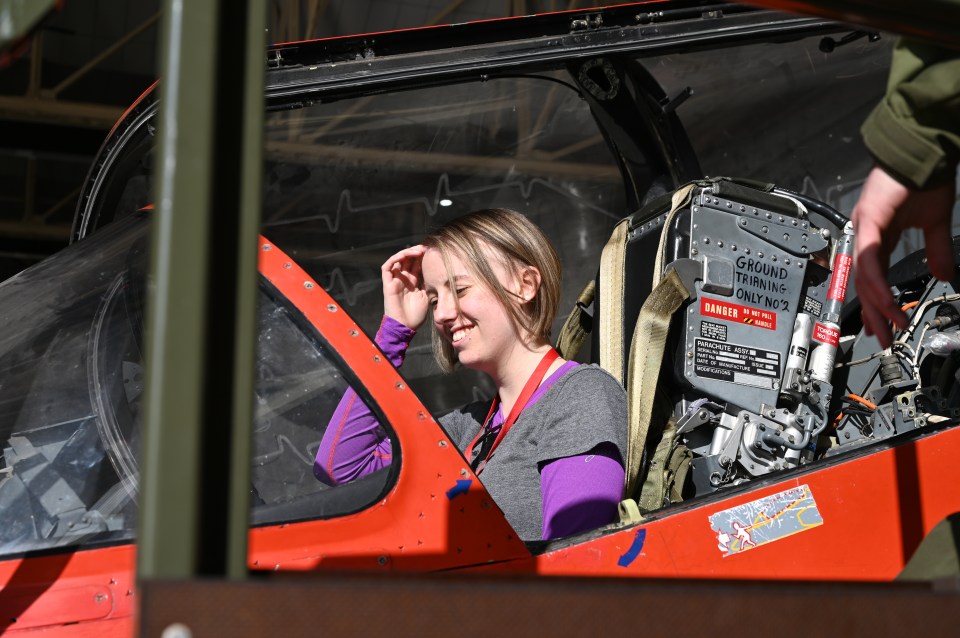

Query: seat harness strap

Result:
[623,268,690,499]
[653,183,696,289]
[598,218,630,383]
[556,279,595,361]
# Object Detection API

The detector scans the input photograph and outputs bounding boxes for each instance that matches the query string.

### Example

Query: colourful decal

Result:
[700,298,776,330]
[812,322,839,347]
[446,479,472,500]
[828,253,852,302]
[709,484,823,557]
[617,528,647,567]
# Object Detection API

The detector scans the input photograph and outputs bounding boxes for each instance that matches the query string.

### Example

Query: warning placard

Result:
[802,295,823,317]
[700,321,728,342]
[812,322,839,347]
[695,339,781,389]
[700,298,777,331]
[828,254,852,302]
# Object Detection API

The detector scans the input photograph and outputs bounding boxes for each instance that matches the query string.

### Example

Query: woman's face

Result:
[421,246,522,373]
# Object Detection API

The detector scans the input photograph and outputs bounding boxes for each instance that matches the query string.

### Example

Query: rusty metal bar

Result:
[27,32,42,97]
[0,94,123,128]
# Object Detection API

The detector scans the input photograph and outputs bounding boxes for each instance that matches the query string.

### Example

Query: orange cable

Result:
[847,393,877,410]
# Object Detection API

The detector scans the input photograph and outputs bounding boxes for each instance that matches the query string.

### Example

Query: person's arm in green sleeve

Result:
[853,38,960,347]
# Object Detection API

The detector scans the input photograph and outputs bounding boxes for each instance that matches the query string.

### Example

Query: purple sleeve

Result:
[313,316,415,485]
[539,442,624,540]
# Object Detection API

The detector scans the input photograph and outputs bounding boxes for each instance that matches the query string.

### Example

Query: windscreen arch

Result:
[0,215,399,558]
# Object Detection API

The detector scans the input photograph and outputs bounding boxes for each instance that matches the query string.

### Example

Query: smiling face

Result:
[422,245,525,374]
[419,208,562,373]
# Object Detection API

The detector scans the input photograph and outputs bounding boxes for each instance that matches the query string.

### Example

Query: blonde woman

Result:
[315,209,626,541]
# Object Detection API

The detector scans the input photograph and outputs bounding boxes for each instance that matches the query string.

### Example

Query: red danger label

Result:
[700,298,777,330]
[812,322,840,346]
[828,253,852,302]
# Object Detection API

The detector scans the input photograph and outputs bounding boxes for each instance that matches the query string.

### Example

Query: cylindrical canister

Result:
[809,320,840,383]
[786,314,814,372]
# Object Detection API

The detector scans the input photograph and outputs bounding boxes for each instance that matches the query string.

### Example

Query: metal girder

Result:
[0,219,70,240]
[0,3,158,253]
[0,95,122,129]
[138,0,266,580]
[44,12,160,99]
[4,6,158,123]
[265,140,619,180]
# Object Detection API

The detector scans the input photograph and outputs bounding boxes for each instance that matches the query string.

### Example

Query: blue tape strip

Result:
[617,528,646,567]
[446,479,472,500]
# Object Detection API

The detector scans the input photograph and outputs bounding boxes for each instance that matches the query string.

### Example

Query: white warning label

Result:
[695,339,781,389]
[700,320,728,342]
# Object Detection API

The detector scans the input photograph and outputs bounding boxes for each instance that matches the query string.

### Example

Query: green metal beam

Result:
[138,0,266,579]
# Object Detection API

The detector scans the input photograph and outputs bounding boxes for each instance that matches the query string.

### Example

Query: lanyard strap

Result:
[466,348,560,472]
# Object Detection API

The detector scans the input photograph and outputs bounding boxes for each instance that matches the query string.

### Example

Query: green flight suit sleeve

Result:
[861,37,960,189]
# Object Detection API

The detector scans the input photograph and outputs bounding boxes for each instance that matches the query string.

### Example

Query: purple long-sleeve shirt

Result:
[315,316,624,541]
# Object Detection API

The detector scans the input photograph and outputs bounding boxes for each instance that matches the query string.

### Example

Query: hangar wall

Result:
[0,0,606,280]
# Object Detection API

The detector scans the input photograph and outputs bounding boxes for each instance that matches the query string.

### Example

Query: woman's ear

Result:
[517,266,541,303]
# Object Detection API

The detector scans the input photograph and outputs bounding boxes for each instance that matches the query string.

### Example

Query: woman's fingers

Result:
[382,245,428,291]
[382,245,427,272]
[382,245,430,330]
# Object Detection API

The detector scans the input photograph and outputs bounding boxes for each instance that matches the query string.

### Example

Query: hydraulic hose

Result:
[773,187,849,230]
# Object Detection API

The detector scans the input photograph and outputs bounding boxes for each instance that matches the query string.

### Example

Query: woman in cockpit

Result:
[314,208,626,542]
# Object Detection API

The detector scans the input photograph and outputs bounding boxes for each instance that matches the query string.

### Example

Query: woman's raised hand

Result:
[382,245,430,330]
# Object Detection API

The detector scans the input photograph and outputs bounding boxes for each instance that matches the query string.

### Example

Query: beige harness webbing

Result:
[597,218,630,383]
[556,280,596,361]
[623,268,690,500]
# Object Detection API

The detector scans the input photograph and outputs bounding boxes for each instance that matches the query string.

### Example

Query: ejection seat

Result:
[556,183,698,519]
[556,177,819,519]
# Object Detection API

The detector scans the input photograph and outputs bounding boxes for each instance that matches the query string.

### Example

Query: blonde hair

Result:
[423,208,561,372]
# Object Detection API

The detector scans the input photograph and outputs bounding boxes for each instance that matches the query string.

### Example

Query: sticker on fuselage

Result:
[694,338,781,389]
[709,484,823,557]
[700,298,776,330]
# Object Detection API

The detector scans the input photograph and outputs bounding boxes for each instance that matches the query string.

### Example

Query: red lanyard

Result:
[465,348,560,473]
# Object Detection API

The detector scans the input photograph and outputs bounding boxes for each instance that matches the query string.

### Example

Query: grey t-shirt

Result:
[440,364,627,541]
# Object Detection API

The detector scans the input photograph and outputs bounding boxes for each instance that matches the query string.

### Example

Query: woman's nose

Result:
[433,292,457,323]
